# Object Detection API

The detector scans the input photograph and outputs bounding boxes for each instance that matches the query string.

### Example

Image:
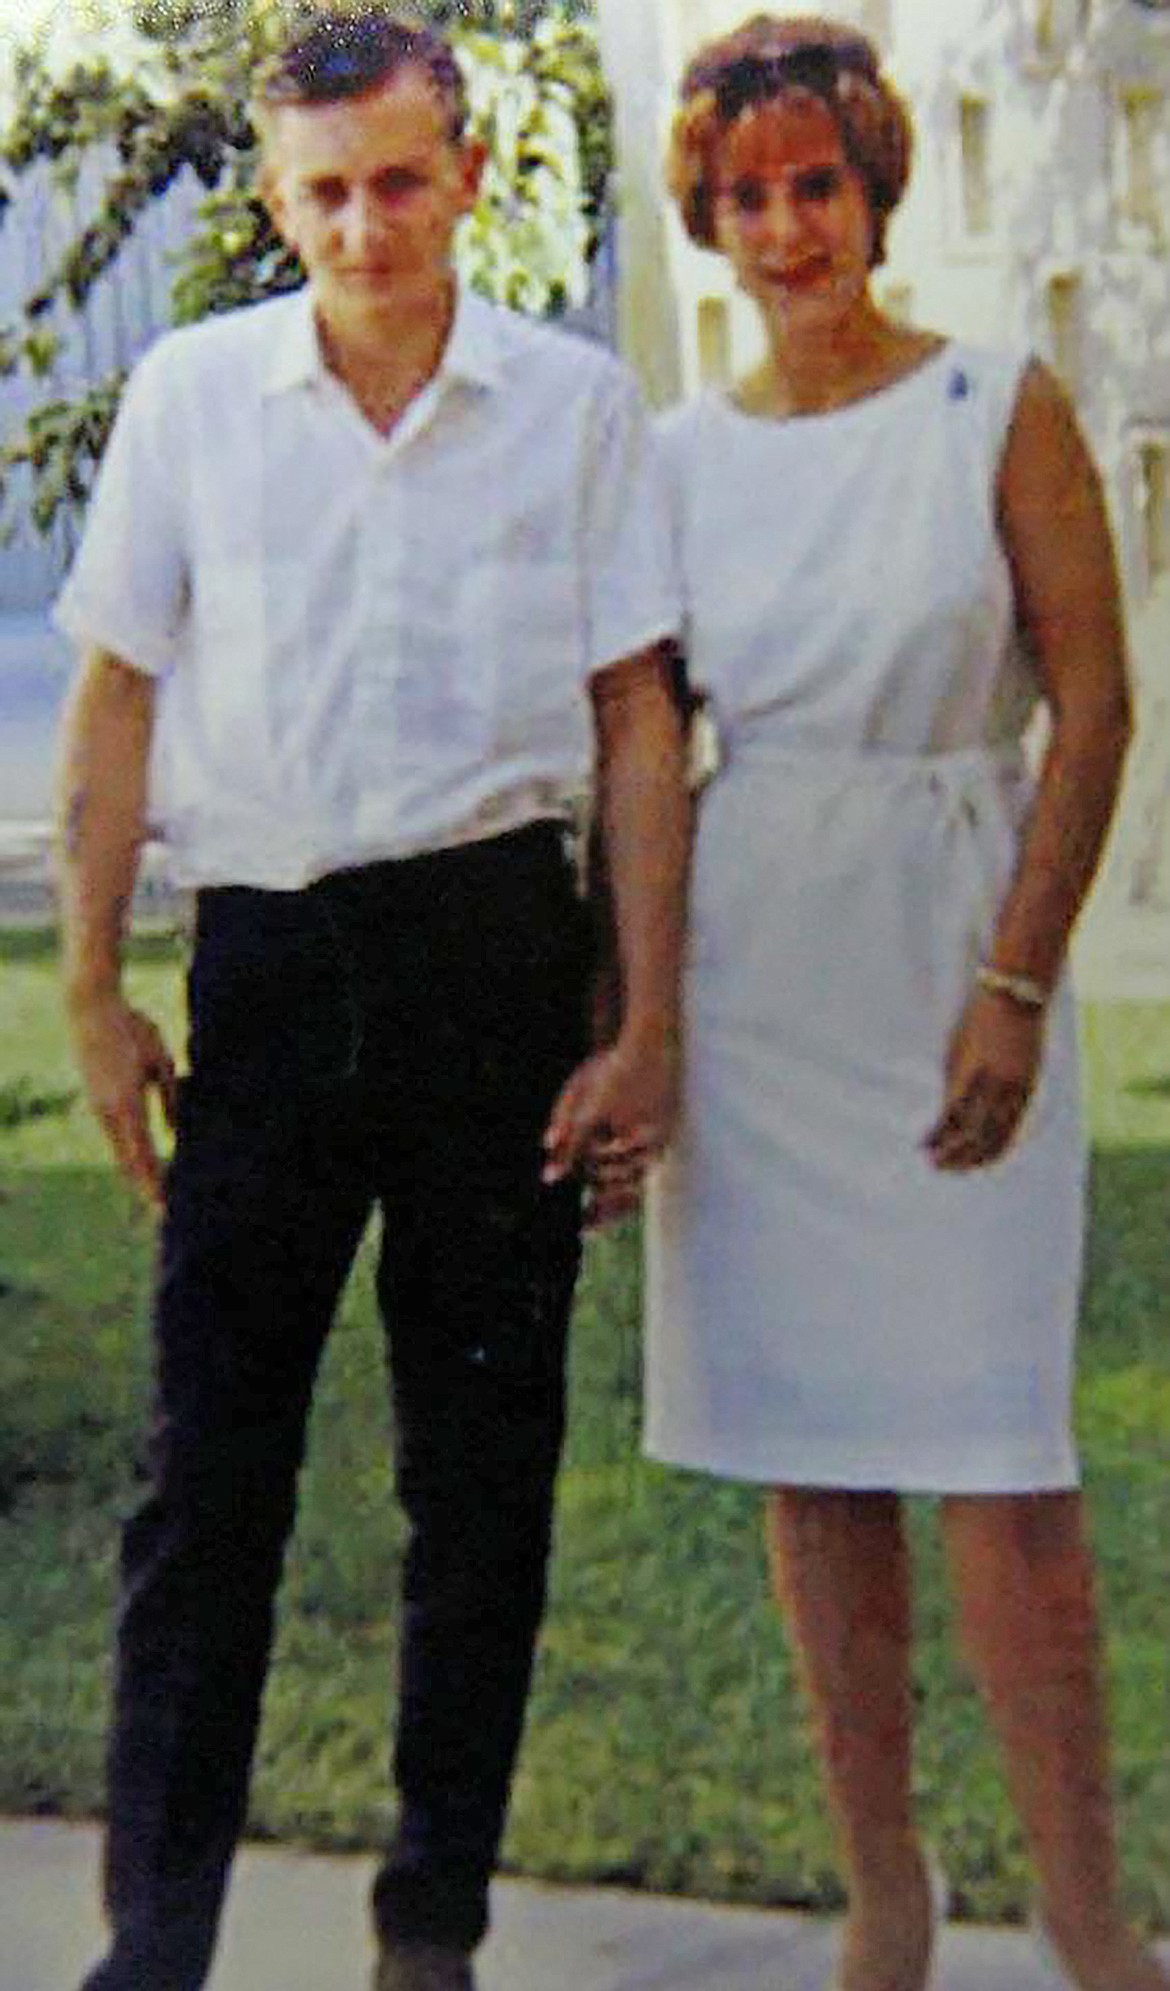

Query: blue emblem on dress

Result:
[947,368,972,401]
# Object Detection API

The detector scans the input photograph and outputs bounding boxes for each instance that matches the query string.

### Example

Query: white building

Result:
[597,0,1170,989]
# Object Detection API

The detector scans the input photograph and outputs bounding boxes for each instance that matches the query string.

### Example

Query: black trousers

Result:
[82,825,587,1991]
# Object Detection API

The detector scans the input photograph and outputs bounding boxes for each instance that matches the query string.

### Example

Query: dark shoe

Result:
[372,1938,476,1991]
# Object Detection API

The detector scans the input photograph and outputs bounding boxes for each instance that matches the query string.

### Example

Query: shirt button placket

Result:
[355,460,403,835]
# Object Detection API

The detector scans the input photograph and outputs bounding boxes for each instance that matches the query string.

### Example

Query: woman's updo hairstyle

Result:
[667,13,913,268]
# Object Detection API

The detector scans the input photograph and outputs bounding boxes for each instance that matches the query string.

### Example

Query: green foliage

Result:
[459,22,591,314]
[0,1,610,535]
[3,377,127,534]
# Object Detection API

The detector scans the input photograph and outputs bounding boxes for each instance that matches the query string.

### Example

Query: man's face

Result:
[260,67,484,328]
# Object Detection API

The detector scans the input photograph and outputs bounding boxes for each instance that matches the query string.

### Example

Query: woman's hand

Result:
[542,1030,679,1229]
[924,988,1046,1172]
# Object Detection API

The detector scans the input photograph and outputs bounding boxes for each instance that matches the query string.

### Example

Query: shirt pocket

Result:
[464,550,584,761]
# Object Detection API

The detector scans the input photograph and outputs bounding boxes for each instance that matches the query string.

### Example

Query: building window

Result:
[696,296,731,388]
[1045,273,1083,395]
[879,281,914,324]
[1118,86,1167,239]
[859,0,893,50]
[1034,0,1058,53]
[1136,433,1170,592]
[1035,0,1061,56]
[1033,0,1093,58]
[959,95,993,237]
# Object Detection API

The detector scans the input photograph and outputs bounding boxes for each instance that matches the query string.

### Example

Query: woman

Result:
[640,16,1168,1991]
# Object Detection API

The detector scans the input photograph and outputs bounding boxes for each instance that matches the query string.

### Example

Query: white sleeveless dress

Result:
[644,343,1086,1493]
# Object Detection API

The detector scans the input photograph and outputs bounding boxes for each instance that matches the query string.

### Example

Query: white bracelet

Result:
[976,963,1049,1011]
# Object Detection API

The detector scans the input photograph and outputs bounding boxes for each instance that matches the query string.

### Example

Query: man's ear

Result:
[256,157,291,247]
[458,136,488,213]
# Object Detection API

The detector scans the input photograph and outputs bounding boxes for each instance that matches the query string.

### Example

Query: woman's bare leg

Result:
[941,1490,1168,1991]
[764,1488,933,1991]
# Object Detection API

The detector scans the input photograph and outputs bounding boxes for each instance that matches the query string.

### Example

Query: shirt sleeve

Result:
[582,361,683,677]
[53,339,189,678]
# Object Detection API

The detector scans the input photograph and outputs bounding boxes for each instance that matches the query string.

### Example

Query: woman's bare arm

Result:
[987,360,1131,985]
[926,362,1130,1171]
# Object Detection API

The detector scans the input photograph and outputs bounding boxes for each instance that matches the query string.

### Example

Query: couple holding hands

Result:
[55,10,1165,1991]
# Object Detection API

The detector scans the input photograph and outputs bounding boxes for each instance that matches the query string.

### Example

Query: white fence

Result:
[1,150,206,613]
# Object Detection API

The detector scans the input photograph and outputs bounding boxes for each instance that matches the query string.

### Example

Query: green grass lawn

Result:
[1,928,1168,1927]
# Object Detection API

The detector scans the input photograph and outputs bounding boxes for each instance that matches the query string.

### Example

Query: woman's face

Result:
[710,93,875,334]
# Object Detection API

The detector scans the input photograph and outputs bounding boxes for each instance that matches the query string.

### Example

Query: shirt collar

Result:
[261,287,324,396]
[261,281,504,399]
[439,284,505,391]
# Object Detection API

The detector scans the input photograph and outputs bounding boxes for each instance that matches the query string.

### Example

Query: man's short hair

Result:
[254,8,468,141]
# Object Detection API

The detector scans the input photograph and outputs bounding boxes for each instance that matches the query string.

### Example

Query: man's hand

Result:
[924,989,1045,1172]
[68,989,178,1211]
[56,648,167,1204]
[542,1032,679,1229]
[569,645,689,1228]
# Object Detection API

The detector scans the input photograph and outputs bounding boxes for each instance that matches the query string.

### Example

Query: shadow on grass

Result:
[0,928,186,969]
[0,1078,77,1129]
[0,1165,156,1514]
[1085,1143,1170,1358]
[1124,1075,1170,1100]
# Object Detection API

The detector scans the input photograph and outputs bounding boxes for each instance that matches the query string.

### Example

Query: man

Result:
[54,13,688,1990]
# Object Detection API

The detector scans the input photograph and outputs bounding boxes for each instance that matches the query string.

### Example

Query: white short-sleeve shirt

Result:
[55,285,680,889]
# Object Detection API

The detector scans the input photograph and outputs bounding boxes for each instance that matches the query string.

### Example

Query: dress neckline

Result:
[712,338,954,429]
